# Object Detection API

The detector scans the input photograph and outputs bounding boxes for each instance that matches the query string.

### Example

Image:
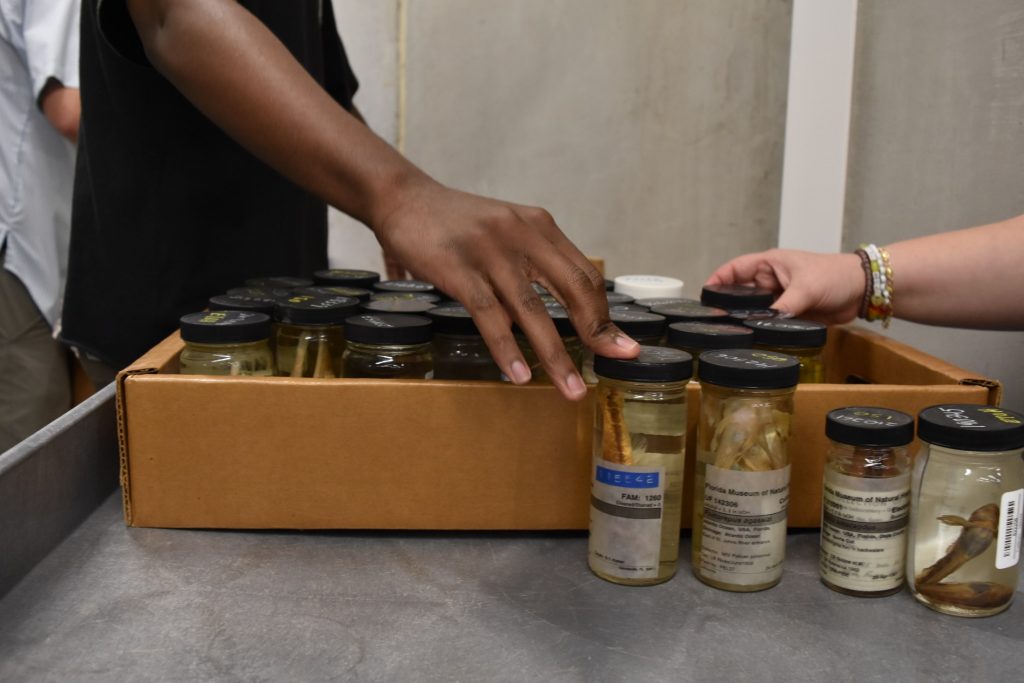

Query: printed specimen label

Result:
[699,464,790,586]
[819,469,910,591]
[590,459,666,580]
[997,488,1023,570]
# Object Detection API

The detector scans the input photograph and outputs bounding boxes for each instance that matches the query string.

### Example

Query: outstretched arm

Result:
[707,214,1024,330]
[126,0,639,399]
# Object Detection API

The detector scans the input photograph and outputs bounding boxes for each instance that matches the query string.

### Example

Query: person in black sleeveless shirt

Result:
[64,0,639,401]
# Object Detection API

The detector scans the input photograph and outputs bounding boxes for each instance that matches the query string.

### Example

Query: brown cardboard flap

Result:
[958,378,1003,406]
[825,325,979,385]
[116,331,186,525]
[124,373,594,529]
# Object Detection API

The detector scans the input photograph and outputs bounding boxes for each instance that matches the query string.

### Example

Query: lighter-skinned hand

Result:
[707,249,866,325]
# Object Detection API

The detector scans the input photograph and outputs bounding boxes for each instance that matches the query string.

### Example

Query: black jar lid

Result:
[427,305,481,336]
[345,313,433,345]
[370,291,441,304]
[609,303,650,313]
[650,302,730,324]
[313,268,381,289]
[513,307,577,338]
[917,404,1024,451]
[361,298,437,314]
[697,348,800,389]
[701,284,775,310]
[744,318,827,348]
[605,292,635,305]
[180,310,271,344]
[373,279,436,293]
[668,322,754,350]
[826,407,914,447]
[609,310,666,340]
[276,294,360,326]
[595,345,693,383]
[726,309,779,324]
[635,297,700,309]
[295,285,373,302]
[244,276,314,289]
[227,285,292,299]
[208,292,278,317]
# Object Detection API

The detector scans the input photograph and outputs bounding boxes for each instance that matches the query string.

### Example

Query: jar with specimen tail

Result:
[275,294,359,378]
[589,346,692,586]
[908,404,1024,617]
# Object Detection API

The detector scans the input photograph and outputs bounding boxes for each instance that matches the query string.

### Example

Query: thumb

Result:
[770,286,815,318]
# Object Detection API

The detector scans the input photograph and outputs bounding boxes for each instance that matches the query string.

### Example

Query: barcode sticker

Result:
[996,488,1023,570]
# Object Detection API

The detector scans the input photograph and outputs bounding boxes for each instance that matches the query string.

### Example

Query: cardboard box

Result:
[116,325,1000,530]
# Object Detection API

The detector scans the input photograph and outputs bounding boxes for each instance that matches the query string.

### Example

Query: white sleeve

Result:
[22,0,80,99]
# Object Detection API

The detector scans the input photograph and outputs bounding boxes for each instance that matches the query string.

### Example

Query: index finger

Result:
[510,205,640,361]
[706,251,779,289]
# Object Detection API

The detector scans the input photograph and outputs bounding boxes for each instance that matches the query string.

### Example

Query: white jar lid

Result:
[613,274,685,299]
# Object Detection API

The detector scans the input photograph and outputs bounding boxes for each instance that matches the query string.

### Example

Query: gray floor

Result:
[1,493,1021,683]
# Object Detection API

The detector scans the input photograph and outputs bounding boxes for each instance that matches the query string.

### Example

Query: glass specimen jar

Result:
[819,407,914,597]
[589,346,693,586]
[666,321,753,376]
[427,305,501,381]
[342,313,434,379]
[244,275,314,289]
[227,285,291,299]
[179,310,274,376]
[295,285,373,303]
[605,292,636,306]
[692,348,800,592]
[608,304,651,314]
[361,298,437,315]
[745,318,827,384]
[208,292,280,351]
[312,268,381,290]
[725,309,778,325]
[369,291,441,305]
[650,302,730,326]
[514,307,582,383]
[700,283,774,311]
[373,279,437,295]
[582,310,666,384]
[208,292,278,316]
[275,293,359,378]
[635,297,700,310]
[907,404,1024,617]
[612,274,685,300]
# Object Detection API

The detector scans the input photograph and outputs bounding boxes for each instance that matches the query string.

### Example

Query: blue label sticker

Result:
[595,466,660,489]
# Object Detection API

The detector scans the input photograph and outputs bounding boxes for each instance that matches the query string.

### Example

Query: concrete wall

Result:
[845,1,1024,410]
[328,1,1024,408]
[329,0,793,297]
[327,1,400,274]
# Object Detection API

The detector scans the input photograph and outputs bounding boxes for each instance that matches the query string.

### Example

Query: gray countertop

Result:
[1,493,1021,683]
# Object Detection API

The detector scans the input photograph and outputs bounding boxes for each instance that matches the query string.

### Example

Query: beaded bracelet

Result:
[854,244,894,328]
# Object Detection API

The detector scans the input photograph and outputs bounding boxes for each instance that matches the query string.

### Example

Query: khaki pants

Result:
[0,246,71,452]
